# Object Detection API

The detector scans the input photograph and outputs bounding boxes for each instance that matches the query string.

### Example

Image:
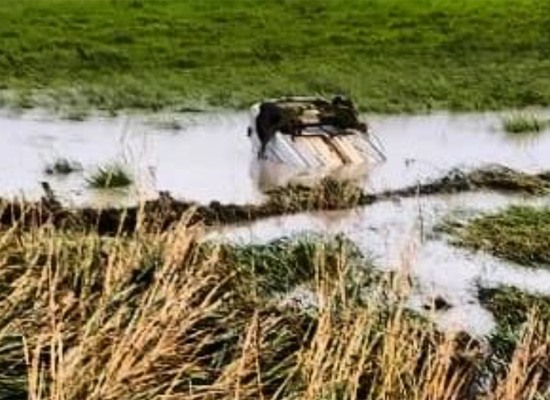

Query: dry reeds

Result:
[0,213,548,399]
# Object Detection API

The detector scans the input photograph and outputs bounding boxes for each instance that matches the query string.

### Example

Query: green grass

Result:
[478,286,550,371]
[502,113,547,134]
[86,163,133,188]
[1,0,550,112]
[221,234,378,297]
[480,286,550,331]
[450,206,550,267]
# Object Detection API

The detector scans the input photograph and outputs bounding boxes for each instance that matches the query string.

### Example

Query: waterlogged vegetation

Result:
[480,286,550,333]
[3,166,550,235]
[387,164,550,197]
[502,113,548,134]
[1,0,550,112]
[0,217,548,399]
[450,206,550,267]
[219,234,378,297]
[478,286,550,374]
[1,161,550,398]
[86,163,133,189]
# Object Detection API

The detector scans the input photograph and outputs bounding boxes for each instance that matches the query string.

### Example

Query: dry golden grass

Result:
[0,212,548,399]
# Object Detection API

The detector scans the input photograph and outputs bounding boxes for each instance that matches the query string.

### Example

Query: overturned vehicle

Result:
[248,96,385,187]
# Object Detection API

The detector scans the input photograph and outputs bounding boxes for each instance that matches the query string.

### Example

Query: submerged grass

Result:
[1,0,550,112]
[2,165,550,235]
[87,163,133,189]
[44,158,82,175]
[449,206,550,268]
[502,113,547,134]
[467,165,550,195]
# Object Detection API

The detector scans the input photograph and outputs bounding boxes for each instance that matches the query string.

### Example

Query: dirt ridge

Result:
[1,164,548,235]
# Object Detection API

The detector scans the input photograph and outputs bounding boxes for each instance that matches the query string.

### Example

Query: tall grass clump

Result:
[87,162,133,188]
[0,220,469,399]
[0,210,548,399]
[502,113,546,134]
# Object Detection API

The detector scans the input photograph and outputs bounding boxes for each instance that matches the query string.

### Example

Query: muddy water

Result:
[1,109,550,206]
[208,192,550,336]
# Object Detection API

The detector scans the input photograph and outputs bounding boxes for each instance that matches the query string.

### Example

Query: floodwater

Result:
[2,108,550,335]
[0,110,261,206]
[0,109,549,206]
[367,111,550,191]
[208,191,550,336]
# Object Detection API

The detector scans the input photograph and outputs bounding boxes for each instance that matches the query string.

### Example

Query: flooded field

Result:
[2,108,550,335]
[1,109,550,206]
[4,1,550,395]
[0,110,260,206]
[208,191,550,336]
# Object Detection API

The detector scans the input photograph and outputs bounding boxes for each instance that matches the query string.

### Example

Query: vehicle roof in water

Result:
[266,96,333,111]
[264,96,358,127]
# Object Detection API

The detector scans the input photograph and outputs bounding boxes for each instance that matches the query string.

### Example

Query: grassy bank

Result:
[0,216,548,399]
[449,206,550,267]
[1,0,550,112]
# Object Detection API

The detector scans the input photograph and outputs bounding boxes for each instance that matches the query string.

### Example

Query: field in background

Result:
[1,0,550,112]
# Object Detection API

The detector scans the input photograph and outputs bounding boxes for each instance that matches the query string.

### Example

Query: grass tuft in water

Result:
[44,158,82,175]
[87,163,133,188]
[502,113,546,134]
